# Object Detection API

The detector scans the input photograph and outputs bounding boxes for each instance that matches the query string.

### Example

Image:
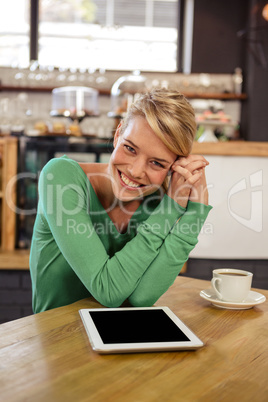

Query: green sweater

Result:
[30,156,212,313]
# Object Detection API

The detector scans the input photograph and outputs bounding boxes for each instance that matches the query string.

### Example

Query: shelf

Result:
[192,141,268,156]
[0,85,247,100]
[0,85,110,96]
[183,92,247,100]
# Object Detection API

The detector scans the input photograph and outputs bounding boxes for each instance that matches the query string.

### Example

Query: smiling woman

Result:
[29,88,212,313]
[108,117,177,202]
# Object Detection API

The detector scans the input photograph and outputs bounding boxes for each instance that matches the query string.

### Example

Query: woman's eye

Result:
[152,160,165,168]
[124,145,135,153]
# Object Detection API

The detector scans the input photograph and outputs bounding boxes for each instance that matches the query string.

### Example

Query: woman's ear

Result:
[113,122,122,148]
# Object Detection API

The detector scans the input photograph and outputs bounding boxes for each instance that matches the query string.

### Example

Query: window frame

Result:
[29,0,186,73]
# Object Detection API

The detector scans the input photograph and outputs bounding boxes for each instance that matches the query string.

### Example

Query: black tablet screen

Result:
[89,309,190,344]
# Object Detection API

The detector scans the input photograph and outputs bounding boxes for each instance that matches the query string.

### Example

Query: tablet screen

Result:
[89,309,190,344]
[79,307,203,353]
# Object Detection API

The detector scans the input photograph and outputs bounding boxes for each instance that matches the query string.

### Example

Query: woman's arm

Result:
[128,200,212,306]
[37,158,185,308]
[128,155,211,306]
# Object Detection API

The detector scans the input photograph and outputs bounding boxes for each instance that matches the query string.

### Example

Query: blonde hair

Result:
[120,88,196,191]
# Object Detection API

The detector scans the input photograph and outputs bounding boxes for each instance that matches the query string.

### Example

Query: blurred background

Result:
[0,0,268,323]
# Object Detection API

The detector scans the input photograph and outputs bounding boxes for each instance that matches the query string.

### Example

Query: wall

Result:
[191,0,249,73]
[191,0,268,141]
[190,155,268,259]
[241,0,268,141]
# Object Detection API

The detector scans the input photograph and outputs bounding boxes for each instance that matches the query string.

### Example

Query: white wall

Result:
[191,155,268,259]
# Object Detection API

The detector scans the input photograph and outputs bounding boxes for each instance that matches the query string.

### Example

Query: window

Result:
[0,0,179,72]
[39,0,178,72]
[0,0,30,67]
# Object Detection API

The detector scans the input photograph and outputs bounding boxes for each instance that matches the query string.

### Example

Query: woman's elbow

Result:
[95,293,125,308]
[128,294,157,307]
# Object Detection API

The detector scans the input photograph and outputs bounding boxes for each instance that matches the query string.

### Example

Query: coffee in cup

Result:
[211,269,253,302]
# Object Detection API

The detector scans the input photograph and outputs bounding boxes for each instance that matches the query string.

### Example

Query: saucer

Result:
[200,288,266,310]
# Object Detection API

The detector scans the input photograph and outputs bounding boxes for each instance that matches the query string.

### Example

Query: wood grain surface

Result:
[0,276,267,401]
[192,141,268,157]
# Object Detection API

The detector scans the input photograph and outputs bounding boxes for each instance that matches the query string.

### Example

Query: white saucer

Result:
[200,288,266,310]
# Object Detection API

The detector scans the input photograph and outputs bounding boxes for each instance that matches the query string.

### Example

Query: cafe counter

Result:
[1,139,268,270]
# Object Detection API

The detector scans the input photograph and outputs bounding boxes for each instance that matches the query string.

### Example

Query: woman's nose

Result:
[128,159,146,179]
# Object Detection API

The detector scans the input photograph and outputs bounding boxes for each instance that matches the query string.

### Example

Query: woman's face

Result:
[109,116,177,202]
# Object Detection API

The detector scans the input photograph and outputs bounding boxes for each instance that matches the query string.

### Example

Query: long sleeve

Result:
[33,157,185,308]
[128,201,212,306]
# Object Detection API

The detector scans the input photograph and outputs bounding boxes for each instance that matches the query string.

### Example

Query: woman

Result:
[30,88,212,313]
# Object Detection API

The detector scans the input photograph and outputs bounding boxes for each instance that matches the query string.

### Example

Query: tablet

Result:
[79,307,203,354]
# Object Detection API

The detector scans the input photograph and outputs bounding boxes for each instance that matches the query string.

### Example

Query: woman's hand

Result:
[167,155,209,208]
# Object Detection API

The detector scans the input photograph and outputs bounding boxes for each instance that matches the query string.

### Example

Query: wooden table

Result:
[1,277,267,402]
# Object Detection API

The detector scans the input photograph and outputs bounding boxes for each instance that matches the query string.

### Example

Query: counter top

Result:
[192,141,268,156]
[1,276,267,401]
[0,250,30,269]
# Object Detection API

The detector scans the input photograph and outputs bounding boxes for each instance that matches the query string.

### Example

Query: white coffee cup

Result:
[211,268,253,302]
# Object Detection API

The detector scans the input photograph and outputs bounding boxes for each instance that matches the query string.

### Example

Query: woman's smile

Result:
[118,170,145,189]
[108,116,177,202]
